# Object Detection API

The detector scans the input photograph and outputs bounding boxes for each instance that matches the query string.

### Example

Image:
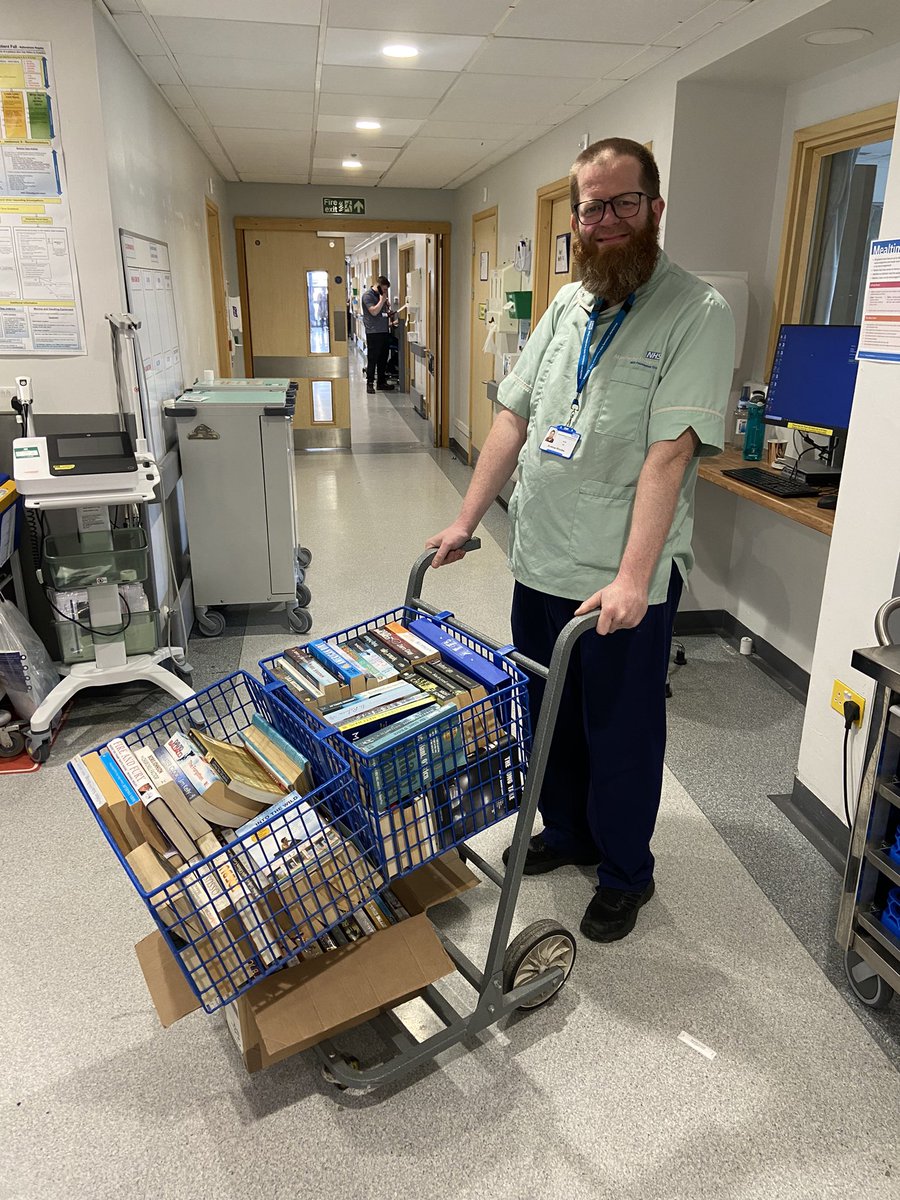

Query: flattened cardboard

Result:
[136,932,200,1027]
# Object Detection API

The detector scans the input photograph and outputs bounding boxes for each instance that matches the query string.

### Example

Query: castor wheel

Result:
[844,947,894,1009]
[503,919,577,1010]
[289,607,313,635]
[196,610,226,638]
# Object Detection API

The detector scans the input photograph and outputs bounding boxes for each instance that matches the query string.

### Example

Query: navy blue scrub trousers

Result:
[510,563,683,893]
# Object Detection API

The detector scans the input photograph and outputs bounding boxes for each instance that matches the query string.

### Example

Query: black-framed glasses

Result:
[572,192,655,226]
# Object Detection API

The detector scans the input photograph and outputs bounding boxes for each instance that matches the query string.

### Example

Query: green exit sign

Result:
[323,197,366,215]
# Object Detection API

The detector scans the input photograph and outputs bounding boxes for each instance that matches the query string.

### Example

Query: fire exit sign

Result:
[323,197,366,215]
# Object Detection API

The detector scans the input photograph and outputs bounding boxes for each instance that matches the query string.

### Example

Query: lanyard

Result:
[571,292,635,420]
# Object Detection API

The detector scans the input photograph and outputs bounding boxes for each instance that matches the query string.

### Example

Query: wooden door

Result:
[532,177,578,327]
[243,230,350,449]
[469,208,497,458]
[399,242,413,394]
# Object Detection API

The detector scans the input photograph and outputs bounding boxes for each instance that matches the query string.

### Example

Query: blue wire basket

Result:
[259,606,531,880]
[68,672,384,1014]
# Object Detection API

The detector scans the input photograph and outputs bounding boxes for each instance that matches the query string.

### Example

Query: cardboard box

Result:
[136,852,478,1072]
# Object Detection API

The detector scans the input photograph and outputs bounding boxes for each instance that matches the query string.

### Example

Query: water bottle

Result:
[742,394,767,461]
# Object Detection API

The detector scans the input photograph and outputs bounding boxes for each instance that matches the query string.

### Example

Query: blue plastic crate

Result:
[259,606,531,880]
[882,887,900,940]
[68,672,384,1014]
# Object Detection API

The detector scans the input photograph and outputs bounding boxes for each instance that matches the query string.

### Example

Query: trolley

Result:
[836,596,900,1011]
[266,541,600,1091]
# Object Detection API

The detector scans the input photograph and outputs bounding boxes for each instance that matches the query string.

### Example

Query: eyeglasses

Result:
[572,192,655,225]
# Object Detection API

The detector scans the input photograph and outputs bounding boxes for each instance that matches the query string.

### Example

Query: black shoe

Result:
[580,881,655,943]
[502,834,599,876]
[366,383,376,394]
[377,383,395,391]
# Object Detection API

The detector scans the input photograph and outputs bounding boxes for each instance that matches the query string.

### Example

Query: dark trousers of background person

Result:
[510,564,683,892]
[366,332,391,387]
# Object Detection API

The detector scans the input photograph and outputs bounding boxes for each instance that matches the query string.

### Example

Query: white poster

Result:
[0,39,86,354]
[857,238,900,364]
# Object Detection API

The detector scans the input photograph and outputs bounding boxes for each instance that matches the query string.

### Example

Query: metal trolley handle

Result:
[875,596,900,647]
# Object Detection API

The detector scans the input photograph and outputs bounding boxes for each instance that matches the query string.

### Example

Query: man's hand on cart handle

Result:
[426,522,475,568]
[575,574,649,636]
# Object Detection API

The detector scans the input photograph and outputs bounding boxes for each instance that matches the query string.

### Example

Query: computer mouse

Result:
[816,494,837,509]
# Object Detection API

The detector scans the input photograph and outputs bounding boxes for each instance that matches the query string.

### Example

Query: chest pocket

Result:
[593,363,655,442]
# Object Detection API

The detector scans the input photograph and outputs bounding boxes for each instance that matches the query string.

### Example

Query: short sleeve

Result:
[647,293,735,457]
[497,283,581,420]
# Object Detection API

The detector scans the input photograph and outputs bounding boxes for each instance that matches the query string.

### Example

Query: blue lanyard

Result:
[573,292,635,413]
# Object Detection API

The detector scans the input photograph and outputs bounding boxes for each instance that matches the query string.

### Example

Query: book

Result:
[151,745,200,799]
[190,782,260,829]
[233,792,327,885]
[337,695,438,743]
[430,740,524,844]
[359,630,412,674]
[355,703,466,812]
[164,733,223,792]
[189,727,286,803]
[308,638,367,693]
[283,646,344,702]
[369,624,428,665]
[272,656,324,704]
[407,618,511,693]
[375,794,440,877]
[342,636,399,683]
[318,678,420,723]
[381,888,410,921]
[238,715,312,794]
[384,620,442,664]
[107,738,161,806]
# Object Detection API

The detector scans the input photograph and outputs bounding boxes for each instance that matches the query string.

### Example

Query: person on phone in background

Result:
[426,138,734,943]
[361,275,394,395]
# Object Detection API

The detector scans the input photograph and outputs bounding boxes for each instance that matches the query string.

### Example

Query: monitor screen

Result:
[765,324,860,435]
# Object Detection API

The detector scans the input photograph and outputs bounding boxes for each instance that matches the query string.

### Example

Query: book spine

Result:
[309,638,365,685]
[180,752,223,794]
[98,749,142,806]
[71,756,106,810]
[385,620,441,661]
[233,789,306,839]
[354,701,451,754]
[408,618,508,691]
[107,738,163,806]
[164,730,203,762]
[343,636,398,682]
[274,657,322,702]
[249,714,310,773]
[134,745,174,791]
[360,631,411,673]
[285,646,342,689]
[369,625,420,663]
[152,745,200,799]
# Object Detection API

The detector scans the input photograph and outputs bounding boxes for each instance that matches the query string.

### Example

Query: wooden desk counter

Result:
[698,448,835,537]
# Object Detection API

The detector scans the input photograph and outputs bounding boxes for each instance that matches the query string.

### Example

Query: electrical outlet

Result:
[0,385,15,409]
[831,679,865,725]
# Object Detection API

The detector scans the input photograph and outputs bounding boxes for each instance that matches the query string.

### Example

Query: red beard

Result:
[572,215,660,304]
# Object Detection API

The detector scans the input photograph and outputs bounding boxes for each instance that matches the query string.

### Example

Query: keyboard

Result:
[721,466,820,498]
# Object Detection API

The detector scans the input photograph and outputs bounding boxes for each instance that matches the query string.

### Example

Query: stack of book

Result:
[72,715,385,999]
[268,615,521,873]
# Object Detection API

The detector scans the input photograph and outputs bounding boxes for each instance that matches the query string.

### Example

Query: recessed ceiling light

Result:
[342,159,363,169]
[803,27,873,45]
[382,44,418,59]
[355,120,382,130]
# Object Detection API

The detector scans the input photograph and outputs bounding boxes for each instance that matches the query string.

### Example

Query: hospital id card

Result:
[540,425,581,459]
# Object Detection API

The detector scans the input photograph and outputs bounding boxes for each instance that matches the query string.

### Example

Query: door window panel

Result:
[307,270,330,353]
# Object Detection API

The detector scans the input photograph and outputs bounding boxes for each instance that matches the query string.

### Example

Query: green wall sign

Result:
[323,197,366,215]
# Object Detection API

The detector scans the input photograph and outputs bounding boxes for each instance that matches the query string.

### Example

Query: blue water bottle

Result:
[742,393,767,461]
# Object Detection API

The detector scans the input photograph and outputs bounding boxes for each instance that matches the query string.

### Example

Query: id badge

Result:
[540,424,581,459]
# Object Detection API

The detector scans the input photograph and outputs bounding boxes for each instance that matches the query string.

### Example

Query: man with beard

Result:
[426,138,734,943]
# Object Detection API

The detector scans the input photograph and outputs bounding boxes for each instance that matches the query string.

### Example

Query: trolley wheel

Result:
[503,920,577,1010]
[844,947,895,1009]
[0,729,26,759]
[296,582,312,608]
[196,610,226,638]
[297,546,313,569]
[289,607,313,635]
[321,1055,360,1090]
[28,738,51,765]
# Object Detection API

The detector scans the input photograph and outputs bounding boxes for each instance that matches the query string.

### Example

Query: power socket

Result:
[0,385,15,411]
[831,679,865,725]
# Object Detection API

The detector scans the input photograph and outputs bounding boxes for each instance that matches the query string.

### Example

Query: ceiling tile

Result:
[241,174,312,185]
[159,82,193,108]
[175,54,311,90]
[104,1,141,11]
[191,86,314,130]
[316,114,423,138]
[317,93,438,120]
[215,126,311,158]
[143,0,320,22]
[468,36,643,77]
[313,137,401,164]
[566,78,626,107]
[606,45,676,80]
[655,0,750,47]
[429,74,594,123]
[154,16,318,68]
[113,13,165,55]
[321,65,457,99]
[328,0,512,36]
[324,28,485,73]
[175,107,211,132]
[138,55,181,85]
[419,119,539,141]
[500,0,712,44]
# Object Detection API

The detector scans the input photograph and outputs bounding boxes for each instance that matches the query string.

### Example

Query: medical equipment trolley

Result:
[168,379,312,638]
[837,596,900,1011]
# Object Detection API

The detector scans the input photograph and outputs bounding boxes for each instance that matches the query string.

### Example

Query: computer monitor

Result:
[765,323,860,438]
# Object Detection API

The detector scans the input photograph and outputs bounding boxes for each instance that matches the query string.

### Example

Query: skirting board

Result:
[770,777,850,872]
[675,608,809,702]
[449,437,469,464]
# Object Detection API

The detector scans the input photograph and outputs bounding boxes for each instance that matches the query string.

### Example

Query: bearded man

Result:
[427,138,734,943]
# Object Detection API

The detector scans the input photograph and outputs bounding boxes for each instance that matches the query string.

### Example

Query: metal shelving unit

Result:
[836,597,900,1009]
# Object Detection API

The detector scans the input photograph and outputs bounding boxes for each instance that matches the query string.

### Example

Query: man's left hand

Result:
[574,575,649,635]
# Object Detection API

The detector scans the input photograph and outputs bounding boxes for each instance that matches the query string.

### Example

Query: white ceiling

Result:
[100,0,900,189]
[100,0,757,188]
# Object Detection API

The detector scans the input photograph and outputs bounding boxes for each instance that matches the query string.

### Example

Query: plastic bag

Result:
[0,599,60,720]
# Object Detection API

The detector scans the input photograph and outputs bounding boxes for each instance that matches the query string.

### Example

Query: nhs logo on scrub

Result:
[645,350,661,361]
